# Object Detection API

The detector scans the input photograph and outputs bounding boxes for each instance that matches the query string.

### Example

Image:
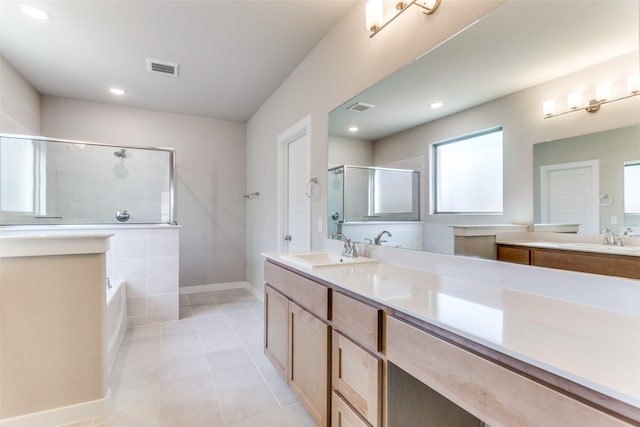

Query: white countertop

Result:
[0,234,112,257]
[497,231,640,256]
[264,251,640,410]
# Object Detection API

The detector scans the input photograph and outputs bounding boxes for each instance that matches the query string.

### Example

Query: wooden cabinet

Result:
[264,285,289,377]
[533,248,640,279]
[264,262,330,427]
[289,302,331,427]
[332,331,382,427]
[331,291,383,426]
[331,392,369,427]
[496,244,531,265]
[496,243,640,279]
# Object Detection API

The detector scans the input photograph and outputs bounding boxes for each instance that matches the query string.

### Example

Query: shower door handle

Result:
[284,234,292,242]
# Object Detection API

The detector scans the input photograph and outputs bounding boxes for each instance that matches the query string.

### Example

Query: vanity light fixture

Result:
[543,74,640,119]
[21,5,50,20]
[109,88,126,96]
[366,0,441,38]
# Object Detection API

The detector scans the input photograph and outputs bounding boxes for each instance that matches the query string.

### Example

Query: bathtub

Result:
[106,280,127,377]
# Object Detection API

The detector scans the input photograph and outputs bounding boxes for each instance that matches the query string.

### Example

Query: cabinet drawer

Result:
[386,316,633,427]
[332,391,369,427]
[333,291,382,352]
[265,261,329,320]
[496,245,531,265]
[332,331,382,427]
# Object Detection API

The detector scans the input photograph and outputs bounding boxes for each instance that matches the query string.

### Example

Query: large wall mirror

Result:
[328,0,640,254]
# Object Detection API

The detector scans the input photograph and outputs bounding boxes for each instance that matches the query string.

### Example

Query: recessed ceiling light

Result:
[348,126,359,132]
[109,88,126,96]
[21,6,50,20]
[430,102,443,109]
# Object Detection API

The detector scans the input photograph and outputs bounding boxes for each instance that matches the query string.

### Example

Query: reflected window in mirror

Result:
[433,127,503,214]
[624,161,640,227]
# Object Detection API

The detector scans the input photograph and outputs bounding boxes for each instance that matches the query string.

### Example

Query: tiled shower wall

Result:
[106,226,179,326]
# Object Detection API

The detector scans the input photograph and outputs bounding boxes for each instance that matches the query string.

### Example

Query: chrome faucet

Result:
[330,232,358,258]
[374,230,392,245]
[602,228,623,246]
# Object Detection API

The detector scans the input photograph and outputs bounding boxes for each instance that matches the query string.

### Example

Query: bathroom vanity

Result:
[262,251,640,427]
[496,232,640,280]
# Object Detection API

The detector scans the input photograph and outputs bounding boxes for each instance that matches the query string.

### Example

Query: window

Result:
[624,161,640,214]
[433,127,503,214]
[0,138,35,213]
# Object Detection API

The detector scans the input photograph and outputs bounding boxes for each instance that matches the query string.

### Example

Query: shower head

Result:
[114,148,127,159]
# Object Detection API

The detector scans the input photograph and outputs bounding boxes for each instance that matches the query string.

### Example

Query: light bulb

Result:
[366,0,383,32]
[21,6,50,20]
[628,74,640,94]
[543,100,556,117]
[596,83,610,101]
[109,88,126,96]
[567,92,581,110]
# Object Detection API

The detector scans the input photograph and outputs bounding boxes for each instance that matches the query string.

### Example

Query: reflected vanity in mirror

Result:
[327,0,640,255]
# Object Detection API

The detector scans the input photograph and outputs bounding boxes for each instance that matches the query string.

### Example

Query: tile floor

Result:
[65,287,315,427]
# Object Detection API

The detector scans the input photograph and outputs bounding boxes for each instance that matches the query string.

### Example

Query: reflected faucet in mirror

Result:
[374,230,392,245]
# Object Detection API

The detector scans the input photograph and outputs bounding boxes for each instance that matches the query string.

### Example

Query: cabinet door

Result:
[332,391,369,427]
[332,331,381,426]
[264,285,288,378]
[289,301,330,427]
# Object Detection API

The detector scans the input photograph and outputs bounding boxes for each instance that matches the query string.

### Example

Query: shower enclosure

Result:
[0,134,175,225]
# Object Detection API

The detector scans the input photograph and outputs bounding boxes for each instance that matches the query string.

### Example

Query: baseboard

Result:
[179,281,264,301]
[245,282,264,301]
[179,281,250,295]
[0,397,106,427]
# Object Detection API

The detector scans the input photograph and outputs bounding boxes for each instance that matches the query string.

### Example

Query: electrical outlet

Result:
[610,216,617,225]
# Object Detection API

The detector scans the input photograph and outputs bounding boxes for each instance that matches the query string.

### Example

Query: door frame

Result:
[277,115,312,252]
[540,159,599,233]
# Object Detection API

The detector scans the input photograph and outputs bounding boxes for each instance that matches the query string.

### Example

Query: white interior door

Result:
[541,160,599,234]
[278,116,311,252]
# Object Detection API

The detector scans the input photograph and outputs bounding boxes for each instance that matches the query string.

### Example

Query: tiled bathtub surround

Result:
[108,226,179,326]
[0,224,180,326]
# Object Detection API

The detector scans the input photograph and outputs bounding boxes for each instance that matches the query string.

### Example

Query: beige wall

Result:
[0,253,105,419]
[0,55,41,134]
[245,0,507,291]
[41,97,247,287]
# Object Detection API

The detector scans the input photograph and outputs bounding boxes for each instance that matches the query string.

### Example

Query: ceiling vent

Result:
[347,102,375,112]
[146,59,179,77]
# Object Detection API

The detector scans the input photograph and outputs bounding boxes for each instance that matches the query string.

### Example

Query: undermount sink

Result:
[557,243,640,255]
[281,252,379,268]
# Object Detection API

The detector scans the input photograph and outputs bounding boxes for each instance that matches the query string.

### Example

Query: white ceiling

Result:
[329,0,640,140]
[0,0,357,122]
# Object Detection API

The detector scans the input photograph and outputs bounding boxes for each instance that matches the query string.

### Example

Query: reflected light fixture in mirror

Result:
[543,73,640,118]
[366,0,442,37]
